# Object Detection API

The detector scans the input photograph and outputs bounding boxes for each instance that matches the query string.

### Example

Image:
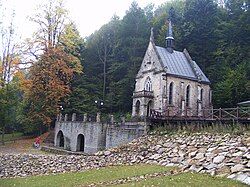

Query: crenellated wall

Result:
[54,114,146,154]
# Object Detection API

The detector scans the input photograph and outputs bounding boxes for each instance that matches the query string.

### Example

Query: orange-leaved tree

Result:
[19,0,83,132]
[26,47,80,127]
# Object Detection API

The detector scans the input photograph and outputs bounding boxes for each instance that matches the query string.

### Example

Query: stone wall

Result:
[164,76,211,116]
[54,117,146,154]
[54,121,107,154]
[106,124,145,149]
[132,41,165,117]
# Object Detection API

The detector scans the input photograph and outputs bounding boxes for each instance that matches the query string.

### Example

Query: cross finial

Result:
[150,27,154,43]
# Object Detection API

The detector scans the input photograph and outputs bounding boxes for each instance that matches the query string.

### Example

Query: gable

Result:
[136,41,164,78]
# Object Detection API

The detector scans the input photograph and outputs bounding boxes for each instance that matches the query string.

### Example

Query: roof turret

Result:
[166,20,174,53]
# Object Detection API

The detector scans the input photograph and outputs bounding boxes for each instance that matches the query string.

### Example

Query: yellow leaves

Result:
[60,23,81,51]
[14,71,32,95]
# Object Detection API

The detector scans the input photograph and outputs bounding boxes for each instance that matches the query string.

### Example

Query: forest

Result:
[0,0,249,136]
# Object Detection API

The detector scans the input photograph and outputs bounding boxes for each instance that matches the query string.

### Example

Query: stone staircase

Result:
[43,129,55,145]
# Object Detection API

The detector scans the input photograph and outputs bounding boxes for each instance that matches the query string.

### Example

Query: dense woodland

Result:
[0,0,249,136]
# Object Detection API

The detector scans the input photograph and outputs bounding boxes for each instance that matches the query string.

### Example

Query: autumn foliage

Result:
[25,47,81,126]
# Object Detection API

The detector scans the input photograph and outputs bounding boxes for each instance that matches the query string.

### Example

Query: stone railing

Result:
[132,90,154,98]
[56,113,127,124]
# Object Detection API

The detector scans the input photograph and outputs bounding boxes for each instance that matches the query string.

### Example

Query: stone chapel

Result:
[132,21,212,118]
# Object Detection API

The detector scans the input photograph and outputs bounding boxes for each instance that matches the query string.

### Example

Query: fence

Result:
[150,107,250,122]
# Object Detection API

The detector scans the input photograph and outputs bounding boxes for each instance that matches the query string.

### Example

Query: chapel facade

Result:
[132,21,212,118]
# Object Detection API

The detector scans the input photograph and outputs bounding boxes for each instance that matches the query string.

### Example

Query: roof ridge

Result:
[154,46,210,84]
[183,49,202,82]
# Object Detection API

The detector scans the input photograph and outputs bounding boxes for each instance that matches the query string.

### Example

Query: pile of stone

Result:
[0,133,249,185]
[97,133,250,184]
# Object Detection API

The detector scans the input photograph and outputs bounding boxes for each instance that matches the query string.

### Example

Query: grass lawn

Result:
[0,165,174,187]
[0,132,23,142]
[118,172,247,187]
[0,165,246,187]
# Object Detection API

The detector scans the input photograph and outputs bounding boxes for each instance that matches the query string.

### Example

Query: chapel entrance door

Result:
[147,100,153,117]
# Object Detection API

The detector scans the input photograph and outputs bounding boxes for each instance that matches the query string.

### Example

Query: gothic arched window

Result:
[186,85,190,107]
[169,82,174,105]
[144,77,152,91]
[200,88,203,101]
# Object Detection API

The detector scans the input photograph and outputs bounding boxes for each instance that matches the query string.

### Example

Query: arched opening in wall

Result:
[169,82,174,105]
[56,131,64,148]
[147,100,153,117]
[135,100,140,116]
[76,134,85,152]
[200,89,203,102]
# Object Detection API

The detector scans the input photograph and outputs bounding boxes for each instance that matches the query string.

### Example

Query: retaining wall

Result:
[54,121,146,154]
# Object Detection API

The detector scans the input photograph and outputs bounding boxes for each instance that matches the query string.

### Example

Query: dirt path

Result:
[0,132,49,154]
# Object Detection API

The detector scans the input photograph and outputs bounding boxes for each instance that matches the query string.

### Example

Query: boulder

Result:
[195,153,204,160]
[149,154,161,160]
[213,155,225,164]
[231,164,244,173]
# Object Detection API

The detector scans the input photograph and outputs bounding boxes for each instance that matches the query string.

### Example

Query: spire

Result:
[150,27,155,43]
[166,20,174,53]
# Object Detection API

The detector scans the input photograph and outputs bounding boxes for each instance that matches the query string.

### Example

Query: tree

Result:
[0,77,21,143]
[213,63,250,107]
[110,2,150,112]
[30,0,68,51]
[152,0,185,48]
[63,0,249,114]
[181,0,218,71]
[22,0,82,131]
[25,0,82,61]
[88,16,120,101]
[25,47,79,129]
[0,2,21,143]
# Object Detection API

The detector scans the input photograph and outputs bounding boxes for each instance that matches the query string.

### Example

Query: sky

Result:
[3,0,167,41]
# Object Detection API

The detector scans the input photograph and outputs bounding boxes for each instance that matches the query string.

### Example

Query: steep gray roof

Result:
[155,46,210,84]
